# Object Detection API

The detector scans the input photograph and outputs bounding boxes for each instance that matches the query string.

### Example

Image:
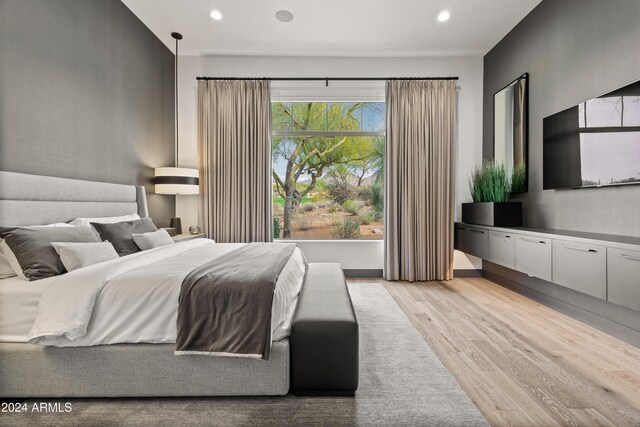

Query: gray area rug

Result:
[5,283,487,426]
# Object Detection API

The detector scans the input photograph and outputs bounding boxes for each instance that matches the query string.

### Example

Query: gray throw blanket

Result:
[175,243,296,360]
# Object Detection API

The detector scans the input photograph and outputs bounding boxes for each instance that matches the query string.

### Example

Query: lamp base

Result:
[169,217,183,235]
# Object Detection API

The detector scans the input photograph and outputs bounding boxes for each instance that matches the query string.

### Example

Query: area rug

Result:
[6,283,487,426]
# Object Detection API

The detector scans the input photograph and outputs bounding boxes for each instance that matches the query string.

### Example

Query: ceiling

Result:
[122,0,542,57]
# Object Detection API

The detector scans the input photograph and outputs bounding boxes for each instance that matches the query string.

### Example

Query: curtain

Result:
[513,78,526,166]
[197,80,272,243]
[384,80,457,281]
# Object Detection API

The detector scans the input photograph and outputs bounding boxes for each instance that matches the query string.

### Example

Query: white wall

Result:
[175,55,483,270]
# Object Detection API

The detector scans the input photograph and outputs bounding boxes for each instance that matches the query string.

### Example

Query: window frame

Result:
[271,100,386,241]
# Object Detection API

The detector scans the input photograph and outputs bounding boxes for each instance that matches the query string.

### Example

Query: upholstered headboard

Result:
[0,171,149,226]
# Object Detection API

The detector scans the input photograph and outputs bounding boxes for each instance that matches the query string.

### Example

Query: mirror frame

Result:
[493,72,529,194]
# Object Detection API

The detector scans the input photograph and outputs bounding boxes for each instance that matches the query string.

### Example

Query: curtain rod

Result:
[196,76,458,82]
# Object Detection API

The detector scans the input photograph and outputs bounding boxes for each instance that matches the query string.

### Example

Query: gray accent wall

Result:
[483,0,640,237]
[0,0,175,226]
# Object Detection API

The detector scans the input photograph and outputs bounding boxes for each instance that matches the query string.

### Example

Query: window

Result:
[272,102,385,240]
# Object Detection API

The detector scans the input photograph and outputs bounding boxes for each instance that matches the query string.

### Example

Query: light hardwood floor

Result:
[368,277,640,427]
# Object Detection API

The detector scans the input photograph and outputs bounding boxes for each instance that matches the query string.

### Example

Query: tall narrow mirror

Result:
[494,73,528,193]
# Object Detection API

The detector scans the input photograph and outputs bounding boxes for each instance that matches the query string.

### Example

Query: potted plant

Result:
[462,160,522,227]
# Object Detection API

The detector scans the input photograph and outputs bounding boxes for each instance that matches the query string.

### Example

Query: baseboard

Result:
[292,390,356,397]
[483,267,640,349]
[343,269,383,278]
[454,269,482,278]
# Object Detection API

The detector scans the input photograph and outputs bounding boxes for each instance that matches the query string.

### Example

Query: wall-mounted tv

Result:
[543,79,640,190]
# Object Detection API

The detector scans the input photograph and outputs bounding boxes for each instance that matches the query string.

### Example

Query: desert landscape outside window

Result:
[272,102,385,239]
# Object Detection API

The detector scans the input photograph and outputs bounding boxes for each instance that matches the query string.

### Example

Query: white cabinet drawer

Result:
[515,235,552,281]
[552,240,606,300]
[607,248,640,311]
[488,231,515,269]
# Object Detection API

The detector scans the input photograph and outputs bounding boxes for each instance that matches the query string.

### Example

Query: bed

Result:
[0,171,358,398]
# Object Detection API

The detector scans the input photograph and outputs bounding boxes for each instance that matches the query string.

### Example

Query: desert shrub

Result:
[300,203,317,212]
[366,183,384,221]
[359,208,382,225]
[354,185,372,200]
[273,218,281,239]
[342,199,366,216]
[327,180,354,205]
[332,217,361,239]
[357,209,372,225]
[294,214,313,231]
[328,205,338,214]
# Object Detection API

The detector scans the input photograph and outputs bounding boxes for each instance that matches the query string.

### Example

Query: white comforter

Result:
[28,239,306,347]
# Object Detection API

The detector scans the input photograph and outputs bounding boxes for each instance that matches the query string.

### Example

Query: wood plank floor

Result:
[364,277,640,427]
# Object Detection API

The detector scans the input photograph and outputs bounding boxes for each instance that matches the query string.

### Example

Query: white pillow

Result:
[0,251,17,279]
[69,214,140,228]
[132,229,175,251]
[0,239,26,280]
[50,241,119,272]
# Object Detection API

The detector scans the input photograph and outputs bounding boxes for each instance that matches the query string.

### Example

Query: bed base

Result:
[0,340,289,398]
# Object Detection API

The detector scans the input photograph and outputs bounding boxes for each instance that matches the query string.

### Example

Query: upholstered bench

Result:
[290,263,359,396]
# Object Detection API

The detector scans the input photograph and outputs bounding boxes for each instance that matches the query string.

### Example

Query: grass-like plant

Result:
[511,162,526,193]
[469,160,511,203]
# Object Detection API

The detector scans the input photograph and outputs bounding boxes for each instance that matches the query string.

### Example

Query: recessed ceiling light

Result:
[210,10,223,21]
[275,10,294,23]
[437,10,450,22]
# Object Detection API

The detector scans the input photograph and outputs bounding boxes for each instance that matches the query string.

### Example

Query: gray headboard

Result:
[0,171,149,226]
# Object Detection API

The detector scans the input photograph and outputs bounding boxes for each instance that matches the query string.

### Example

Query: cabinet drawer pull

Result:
[491,233,510,238]
[620,253,640,261]
[561,244,597,253]
[469,229,485,234]
[521,237,546,244]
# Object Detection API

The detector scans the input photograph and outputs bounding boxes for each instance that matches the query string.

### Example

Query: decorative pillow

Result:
[91,217,157,256]
[51,241,119,272]
[69,214,140,228]
[0,226,101,281]
[132,229,175,251]
[0,223,75,279]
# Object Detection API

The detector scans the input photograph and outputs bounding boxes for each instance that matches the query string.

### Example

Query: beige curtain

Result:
[513,78,526,165]
[384,80,457,281]
[197,80,272,243]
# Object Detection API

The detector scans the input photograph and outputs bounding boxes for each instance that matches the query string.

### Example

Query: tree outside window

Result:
[272,102,385,240]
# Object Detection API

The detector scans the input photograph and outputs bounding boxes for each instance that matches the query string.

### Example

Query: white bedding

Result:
[0,276,53,342]
[17,239,305,347]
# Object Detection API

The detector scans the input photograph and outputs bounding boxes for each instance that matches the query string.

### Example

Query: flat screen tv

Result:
[543,79,640,189]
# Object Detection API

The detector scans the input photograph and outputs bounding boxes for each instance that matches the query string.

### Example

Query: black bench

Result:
[290,263,359,396]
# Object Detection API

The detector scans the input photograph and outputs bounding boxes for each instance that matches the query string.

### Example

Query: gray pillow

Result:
[51,241,119,272]
[0,226,101,281]
[91,217,157,256]
[132,229,175,251]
